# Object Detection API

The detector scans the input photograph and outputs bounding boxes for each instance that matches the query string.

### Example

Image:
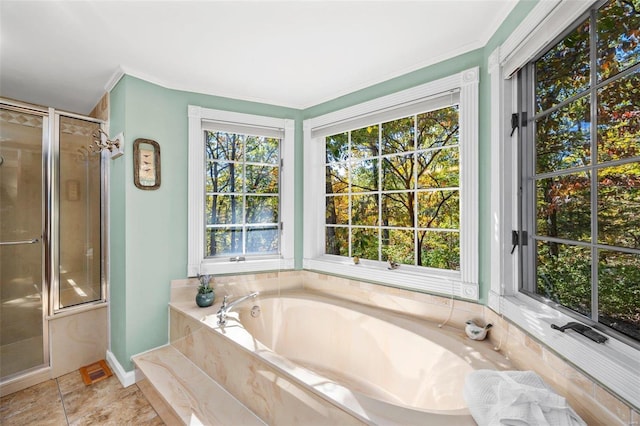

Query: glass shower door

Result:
[0,106,46,379]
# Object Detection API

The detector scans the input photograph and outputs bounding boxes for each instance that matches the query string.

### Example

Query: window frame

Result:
[187,106,294,276]
[304,68,480,300]
[489,0,640,409]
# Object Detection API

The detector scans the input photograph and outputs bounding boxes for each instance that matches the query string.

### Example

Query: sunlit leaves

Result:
[536,173,591,242]
[382,117,414,155]
[352,228,379,261]
[598,163,640,249]
[419,231,460,270]
[324,105,460,270]
[326,195,348,225]
[597,0,640,81]
[530,0,640,341]
[382,193,412,227]
[598,249,640,340]
[536,19,590,112]
[536,242,592,317]
[352,126,378,160]
[418,191,459,229]
[417,106,459,149]
[327,132,348,162]
[597,68,640,162]
[382,229,414,265]
[417,148,459,188]
[204,130,280,257]
[352,194,378,226]
[352,159,378,192]
[326,227,348,256]
[382,155,413,190]
[536,96,591,174]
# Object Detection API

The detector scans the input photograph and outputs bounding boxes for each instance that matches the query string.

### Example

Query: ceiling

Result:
[0,1,517,115]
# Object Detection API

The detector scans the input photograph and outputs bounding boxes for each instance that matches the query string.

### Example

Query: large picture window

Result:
[324,105,460,270]
[304,68,479,299]
[518,0,640,342]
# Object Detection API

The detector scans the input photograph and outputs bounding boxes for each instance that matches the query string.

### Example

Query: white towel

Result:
[463,370,586,426]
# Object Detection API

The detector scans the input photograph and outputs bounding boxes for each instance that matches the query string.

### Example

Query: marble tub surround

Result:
[231,292,513,423]
[484,308,639,426]
[171,307,366,425]
[167,270,637,425]
[133,345,265,426]
[168,282,511,425]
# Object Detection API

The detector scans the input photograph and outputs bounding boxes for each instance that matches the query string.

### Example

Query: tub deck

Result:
[134,287,516,425]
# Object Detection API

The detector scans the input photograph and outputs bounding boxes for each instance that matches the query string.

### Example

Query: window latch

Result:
[551,322,608,344]
[510,230,528,254]
[510,113,519,137]
[510,112,527,137]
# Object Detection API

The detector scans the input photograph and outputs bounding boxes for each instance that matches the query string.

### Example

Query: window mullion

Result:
[589,7,599,323]
[378,123,383,263]
[413,114,419,267]
[348,131,352,259]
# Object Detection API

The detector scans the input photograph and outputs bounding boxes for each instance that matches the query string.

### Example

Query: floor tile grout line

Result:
[55,377,70,426]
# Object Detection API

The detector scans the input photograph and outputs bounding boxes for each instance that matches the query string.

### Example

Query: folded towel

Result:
[463,370,586,426]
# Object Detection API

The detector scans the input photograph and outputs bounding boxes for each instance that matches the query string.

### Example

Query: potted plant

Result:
[195,274,215,307]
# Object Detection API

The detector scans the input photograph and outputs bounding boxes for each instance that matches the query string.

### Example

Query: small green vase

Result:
[196,291,215,307]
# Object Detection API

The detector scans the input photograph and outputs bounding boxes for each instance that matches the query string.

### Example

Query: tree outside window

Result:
[524,0,639,342]
[325,105,460,270]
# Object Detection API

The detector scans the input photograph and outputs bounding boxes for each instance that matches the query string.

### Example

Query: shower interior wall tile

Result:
[89,93,109,121]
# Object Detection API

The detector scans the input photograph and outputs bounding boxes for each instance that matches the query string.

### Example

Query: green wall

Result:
[110,0,538,371]
[109,76,301,370]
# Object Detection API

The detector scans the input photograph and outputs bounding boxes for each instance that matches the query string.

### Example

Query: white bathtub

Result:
[202,291,510,425]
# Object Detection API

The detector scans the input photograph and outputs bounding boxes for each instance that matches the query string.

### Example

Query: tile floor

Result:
[0,372,164,425]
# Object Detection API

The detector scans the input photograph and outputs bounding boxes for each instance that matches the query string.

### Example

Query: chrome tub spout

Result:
[217,291,259,326]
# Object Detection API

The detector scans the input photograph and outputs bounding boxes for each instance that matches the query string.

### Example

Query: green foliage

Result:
[197,275,214,294]
[531,0,639,341]
[324,105,461,271]
[204,131,280,256]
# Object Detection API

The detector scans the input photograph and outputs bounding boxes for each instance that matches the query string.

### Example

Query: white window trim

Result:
[489,0,640,409]
[303,68,479,300]
[187,105,295,276]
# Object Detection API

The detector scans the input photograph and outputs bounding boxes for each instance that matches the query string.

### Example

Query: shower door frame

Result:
[50,109,108,314]
[0,99,108,382]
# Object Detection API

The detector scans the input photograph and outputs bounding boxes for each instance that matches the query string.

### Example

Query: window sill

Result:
[303,256,478,300]
[197,257,294,276]
[498,293,640,409]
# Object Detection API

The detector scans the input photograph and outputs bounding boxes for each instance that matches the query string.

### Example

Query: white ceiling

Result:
[0,1,517,115]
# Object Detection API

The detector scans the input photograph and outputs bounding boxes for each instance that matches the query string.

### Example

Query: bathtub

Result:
[200,291,510,425]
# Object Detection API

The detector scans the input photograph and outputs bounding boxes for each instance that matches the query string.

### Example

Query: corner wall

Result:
[108,76,301,371]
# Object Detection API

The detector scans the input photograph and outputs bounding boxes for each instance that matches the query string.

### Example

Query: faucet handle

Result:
[221,295,229,308]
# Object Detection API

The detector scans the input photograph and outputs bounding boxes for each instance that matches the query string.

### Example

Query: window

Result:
[324,105,461,270]
[490,0,639,408]
[304,68,479,299]
[518,0,640,343]
[204,129,280,257]
[188,106,294,276]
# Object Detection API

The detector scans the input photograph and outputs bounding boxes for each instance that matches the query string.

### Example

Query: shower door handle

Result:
[0,238,39,246]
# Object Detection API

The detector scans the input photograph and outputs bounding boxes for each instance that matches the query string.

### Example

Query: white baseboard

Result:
[106,350,137,388]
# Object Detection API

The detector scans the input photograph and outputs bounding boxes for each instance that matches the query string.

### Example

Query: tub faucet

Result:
[216,291,259,326]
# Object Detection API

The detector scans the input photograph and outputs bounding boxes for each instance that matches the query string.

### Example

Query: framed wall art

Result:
[133,138,161,190]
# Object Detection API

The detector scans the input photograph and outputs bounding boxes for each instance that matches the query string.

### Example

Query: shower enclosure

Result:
[0,100,106,381]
